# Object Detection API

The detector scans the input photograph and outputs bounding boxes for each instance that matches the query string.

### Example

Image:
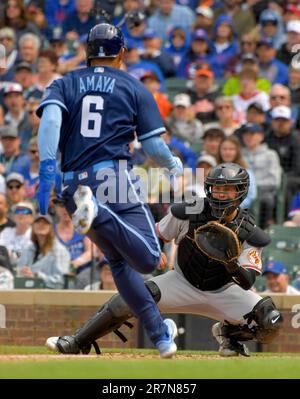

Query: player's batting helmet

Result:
[86,23,125,65]
[204,163,249,218]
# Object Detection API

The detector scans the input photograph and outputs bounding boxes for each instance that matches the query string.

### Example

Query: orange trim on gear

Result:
[241,264,262,273]
[156,223,169,242]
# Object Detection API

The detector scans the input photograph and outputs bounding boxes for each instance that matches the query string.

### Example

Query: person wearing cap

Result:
[147,0,195,43]
[166,93,204,152]
[17,212,71,289]
[231,68,270,124]
[213,0,256,39]
[177,29,214,79]
[256,38,288,85]
[0,126,30,177]
[241,122,281,227]
[120,9,147,52]
[14,61,36,92]
[262,261,299,294]
[193,7,214,36]
[5,172,27,209]
[0,201,34,266]
[141,28,176,78]
[186,64,221,124]
[259,9,286,50]
[140,72,172,121]
[278,20,300,65]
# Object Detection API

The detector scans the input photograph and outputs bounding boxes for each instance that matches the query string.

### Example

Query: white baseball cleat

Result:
[155,319,178,359]
[72,185,98,234]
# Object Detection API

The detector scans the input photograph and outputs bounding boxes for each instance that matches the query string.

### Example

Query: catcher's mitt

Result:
[194,221,242,264]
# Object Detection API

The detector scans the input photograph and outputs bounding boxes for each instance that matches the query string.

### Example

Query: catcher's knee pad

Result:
[145,280,161,303]
[244,296,283,344]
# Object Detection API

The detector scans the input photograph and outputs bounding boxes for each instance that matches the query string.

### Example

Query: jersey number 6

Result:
[80,95,104,138]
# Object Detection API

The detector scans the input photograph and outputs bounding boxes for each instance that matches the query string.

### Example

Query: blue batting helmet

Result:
[86,23,125,65]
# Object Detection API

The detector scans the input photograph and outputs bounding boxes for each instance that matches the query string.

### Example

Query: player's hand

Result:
[169,156,183,177]
[157,252,168,270]
[37,159,56,215]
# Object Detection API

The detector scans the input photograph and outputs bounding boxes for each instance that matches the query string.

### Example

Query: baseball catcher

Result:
[46,163,282,357]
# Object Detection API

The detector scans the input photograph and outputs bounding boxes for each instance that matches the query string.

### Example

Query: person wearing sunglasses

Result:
[204,96,239,137]
[0,201,34,266]
[5,172,27,212]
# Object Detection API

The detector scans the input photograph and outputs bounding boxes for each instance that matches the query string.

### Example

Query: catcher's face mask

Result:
[204,163,250,219]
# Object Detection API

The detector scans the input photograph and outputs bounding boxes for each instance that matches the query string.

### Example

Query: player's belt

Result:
[63,160,115,182]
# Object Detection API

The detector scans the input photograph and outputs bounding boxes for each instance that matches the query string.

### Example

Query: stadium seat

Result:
[14,277,46,289]
[165,78,190,102]
[266,225,300,251]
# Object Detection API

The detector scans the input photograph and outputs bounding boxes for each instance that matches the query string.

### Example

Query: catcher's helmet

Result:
[204,163,249,218]
[86,23,125,65]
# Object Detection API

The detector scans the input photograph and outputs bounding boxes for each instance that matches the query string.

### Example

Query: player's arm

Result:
[135,85,183,176]
[226,244,262,290]
[156,208,189,244]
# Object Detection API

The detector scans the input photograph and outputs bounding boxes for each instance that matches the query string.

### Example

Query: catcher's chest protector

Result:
[174,201,260,291]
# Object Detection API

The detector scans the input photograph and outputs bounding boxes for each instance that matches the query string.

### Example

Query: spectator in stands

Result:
[231,68,270,124]
[201,127,225,161]
[14,62,36,93]
[193,6,214,36]
[141,28,176,78]
[0,126,30,177]
[27,49,61,95]
[62,0,96,37]
[0,0,40,41]
[166,93,203,152]
[225,33,258,77]
[262,261,299,294]
[217,135,257,209]
[277,20,300,65]
[54,32,86,75]
[20,92,42,151]
[286,191,300,226]
[241,122,281,227]
[223,54,270,96]
[148,0,195,43]
[0,192,15,232]
[18,33,41,73]
[211,15,239,80]
[177,29,214,79]
[0,201,34,266]
[258,9,286,50]
[45,0,75,28]
[164,26,191,70]
[17,213,70,289]
[288,67,300,124]
[204,96,239,137]
[84,261,116,291]
[187,65,221,124]
[246,103,267,130]
[256,38,288,85]
[213,0,256,38]
[120,9,147,51]
[54,201,93,289]
[266,84,297,127]
[5,173,26,209]
[0,27,17,82]
[23,136,39,199]
[140,71,172,121]
[3,83,31,141]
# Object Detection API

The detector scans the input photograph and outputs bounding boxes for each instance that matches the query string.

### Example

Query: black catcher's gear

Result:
[86,23,125,65]
[204,162,249,218]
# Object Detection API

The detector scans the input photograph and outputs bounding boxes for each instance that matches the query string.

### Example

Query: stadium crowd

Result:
[0,0,300,292]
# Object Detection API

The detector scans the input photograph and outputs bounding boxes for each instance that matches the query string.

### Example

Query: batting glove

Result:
[38,159,56,214]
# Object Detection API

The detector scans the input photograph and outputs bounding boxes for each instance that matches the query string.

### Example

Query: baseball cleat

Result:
[46,336,60,353]
[155,319,178,359]
[72,185,98,234]
[212,322,250,357]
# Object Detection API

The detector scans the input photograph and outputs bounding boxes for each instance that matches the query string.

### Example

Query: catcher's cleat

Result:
[212,322,250,357]
[72,185,98,234]
[155,319,178,359]
[46,336,101,355]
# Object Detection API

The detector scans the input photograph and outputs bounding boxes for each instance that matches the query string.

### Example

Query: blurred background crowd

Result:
[0,0,300,293]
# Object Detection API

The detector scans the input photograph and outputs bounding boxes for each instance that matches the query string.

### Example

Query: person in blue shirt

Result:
[62,0,96,37]
[45,0,75,29]
[38,23,182,358]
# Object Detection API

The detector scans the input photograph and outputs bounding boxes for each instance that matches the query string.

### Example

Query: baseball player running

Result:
[37,23,183,358]
[46,163,282,357]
